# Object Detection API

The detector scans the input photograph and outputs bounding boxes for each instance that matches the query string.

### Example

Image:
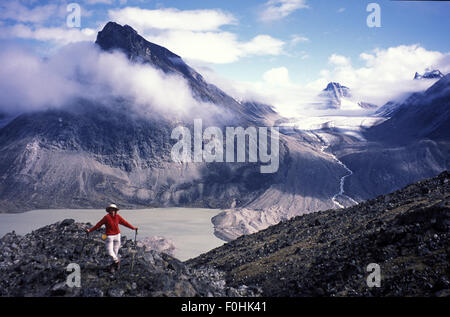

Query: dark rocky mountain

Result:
[414,69,444,80]
[95,22,260,126]
[368,74,450,143]
[188,171,450,297]
[0,219,258,297]
[0,22,342,216]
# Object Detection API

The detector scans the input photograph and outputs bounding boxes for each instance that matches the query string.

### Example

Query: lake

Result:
[0,208,225,261]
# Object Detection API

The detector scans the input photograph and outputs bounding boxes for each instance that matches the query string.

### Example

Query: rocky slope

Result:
[188,171,450,297]
[0,219,258,297]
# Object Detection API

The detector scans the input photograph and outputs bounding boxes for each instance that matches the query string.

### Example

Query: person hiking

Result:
[86,204,138,273]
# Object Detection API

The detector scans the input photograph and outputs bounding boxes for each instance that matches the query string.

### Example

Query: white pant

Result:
[105,234,121,263]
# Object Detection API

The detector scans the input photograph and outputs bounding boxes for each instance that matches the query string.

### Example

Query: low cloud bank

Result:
[0,42,217,119]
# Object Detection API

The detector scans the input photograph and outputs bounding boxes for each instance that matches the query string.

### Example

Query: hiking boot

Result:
[109,263,116,273]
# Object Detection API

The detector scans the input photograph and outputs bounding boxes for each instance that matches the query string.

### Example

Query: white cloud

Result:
[145,30,285,64]
[199,65,319,117]
[290,34,309,45]
[263,67,292,86]
[260,0,309,22]
[328,54,351,67]
[337,8,345,13]
[0,43,217,119]
[313,44,450,105]
[0,24,97,45]
[106,7,286,64]
[199,45,450,118]
[108,7,237,32]
[240,35,285,56]
[0,2,60,23]
[84,0,115,4]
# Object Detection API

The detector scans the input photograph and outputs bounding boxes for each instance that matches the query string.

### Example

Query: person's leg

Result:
[106,235,119,263]
[113,234,121,268]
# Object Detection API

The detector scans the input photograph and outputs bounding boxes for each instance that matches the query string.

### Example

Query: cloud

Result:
[263,67,292,86]
[240,35,285,56]
[198,65,319,117]
[314,44,450,105]
[337,8,345,13]
[290,34,309,45]
[199,45,450,118]
[0,24,97,45]
[0,43,217,119]
[0,1,60,23]
[328,54,351,67]
[107,7,285,64]
[260,0,309,22]
[84,0,115,4]
[108,7,237,32]
[145,30,285,64]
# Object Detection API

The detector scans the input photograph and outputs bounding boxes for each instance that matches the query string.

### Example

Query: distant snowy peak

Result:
[322,82,351,102]
[318,82,377,110]
[414,69,444,80]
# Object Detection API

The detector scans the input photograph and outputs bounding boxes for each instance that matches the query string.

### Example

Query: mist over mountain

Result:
[369,74,450,143]
[0,22,329,217]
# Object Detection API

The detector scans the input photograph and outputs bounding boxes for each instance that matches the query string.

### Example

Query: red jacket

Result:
[88,213,136,235]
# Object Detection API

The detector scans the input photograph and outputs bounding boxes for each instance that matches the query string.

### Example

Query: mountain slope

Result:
[368,74,450,143]
[0,22,344,215]
[188,171,450,297]
[0,219,257,297]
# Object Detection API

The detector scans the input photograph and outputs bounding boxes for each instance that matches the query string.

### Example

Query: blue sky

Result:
[0,0,449,115]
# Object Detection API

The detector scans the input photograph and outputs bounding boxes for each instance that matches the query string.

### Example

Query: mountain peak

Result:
[414,69,444,80]
[319,82,352,108]
[95,22,195,77]
[96,21,180,59]
[324,82,349,91]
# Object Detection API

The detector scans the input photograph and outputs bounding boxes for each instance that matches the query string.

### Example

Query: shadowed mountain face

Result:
[333,74,450,202]
[368,74,450,143]
[95,22,263,126]
[96,22,194,78]
[0,22,342,214]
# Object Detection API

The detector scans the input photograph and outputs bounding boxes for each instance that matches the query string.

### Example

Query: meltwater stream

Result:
[312,132,358,209]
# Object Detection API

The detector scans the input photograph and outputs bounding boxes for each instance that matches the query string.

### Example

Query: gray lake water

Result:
[0,208,225,261]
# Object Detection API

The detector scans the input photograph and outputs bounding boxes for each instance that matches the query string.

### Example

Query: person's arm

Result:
[118,215,137,230]
[87,217,106,233]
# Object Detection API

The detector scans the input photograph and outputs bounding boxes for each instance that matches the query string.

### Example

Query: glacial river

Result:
[0,208,225,261]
